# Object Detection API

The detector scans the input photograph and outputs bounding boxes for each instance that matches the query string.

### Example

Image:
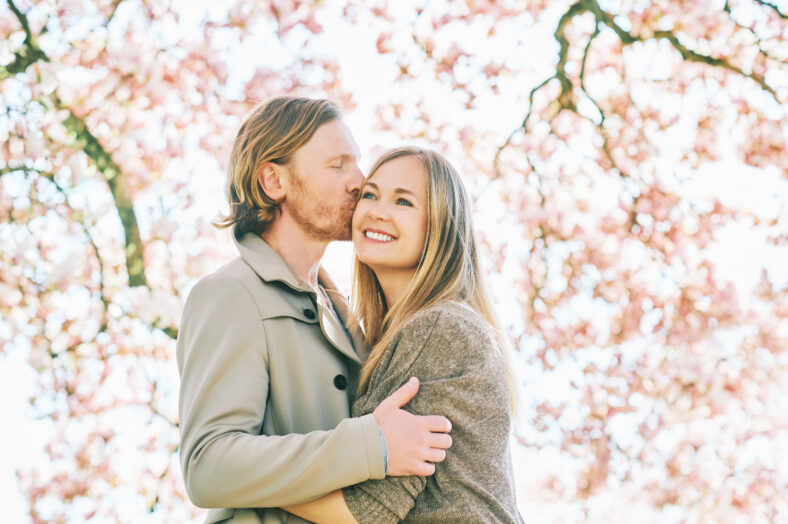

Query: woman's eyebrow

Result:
[362,182,419,200]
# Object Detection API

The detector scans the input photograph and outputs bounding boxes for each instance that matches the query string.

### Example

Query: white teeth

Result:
[365,231,394,242]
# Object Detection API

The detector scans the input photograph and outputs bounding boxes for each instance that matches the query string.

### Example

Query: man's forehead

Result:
[311,121,360,158]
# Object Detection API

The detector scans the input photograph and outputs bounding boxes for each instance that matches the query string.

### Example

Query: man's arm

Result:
[177,276,452,509]
[282,377,449,523]
[177,276,384,508]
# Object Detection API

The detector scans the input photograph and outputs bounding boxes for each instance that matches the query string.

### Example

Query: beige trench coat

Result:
[177,232,385,523]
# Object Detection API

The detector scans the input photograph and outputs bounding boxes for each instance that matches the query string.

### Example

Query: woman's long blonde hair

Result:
[353,147,519,414]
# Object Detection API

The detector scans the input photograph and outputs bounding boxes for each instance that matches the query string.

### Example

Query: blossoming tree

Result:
[1,0,786,522]
[346,1,788,520]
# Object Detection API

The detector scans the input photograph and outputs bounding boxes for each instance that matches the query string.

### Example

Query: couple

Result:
[176,96,523,523]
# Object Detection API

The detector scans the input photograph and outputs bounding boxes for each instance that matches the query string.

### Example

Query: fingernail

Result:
[409,377,417,385]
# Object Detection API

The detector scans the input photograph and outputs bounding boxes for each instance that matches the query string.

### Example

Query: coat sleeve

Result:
[342,308,501,523]
[177,275,385,509]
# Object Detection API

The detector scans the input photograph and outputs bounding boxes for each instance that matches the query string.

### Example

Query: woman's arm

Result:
[282,490,357,524]
[284,305,499,524]
[337,305,509,524]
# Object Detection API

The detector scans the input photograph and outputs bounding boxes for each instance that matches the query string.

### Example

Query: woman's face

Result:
[352,155,429,277]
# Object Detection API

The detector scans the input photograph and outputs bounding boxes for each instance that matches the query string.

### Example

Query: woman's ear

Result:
[257,162,285,202]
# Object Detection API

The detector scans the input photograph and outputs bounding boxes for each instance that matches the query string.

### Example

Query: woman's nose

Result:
[368,201,390,220]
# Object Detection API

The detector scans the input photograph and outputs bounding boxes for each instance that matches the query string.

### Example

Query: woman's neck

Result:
[374,268,417,310]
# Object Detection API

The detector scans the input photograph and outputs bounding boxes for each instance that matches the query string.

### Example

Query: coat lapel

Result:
[319,269,367,365]
[234,232,364,365]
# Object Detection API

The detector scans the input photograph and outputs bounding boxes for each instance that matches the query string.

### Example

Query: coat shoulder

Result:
[198,257,259,289]
[190,258,311,321]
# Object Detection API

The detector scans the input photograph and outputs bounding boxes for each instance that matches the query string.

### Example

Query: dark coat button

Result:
[303,308,316,320]
[333,374,348,390]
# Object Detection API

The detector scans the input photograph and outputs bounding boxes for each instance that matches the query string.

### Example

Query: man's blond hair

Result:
[215,96,341,237]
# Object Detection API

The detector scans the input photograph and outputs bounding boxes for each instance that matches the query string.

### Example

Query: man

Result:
[177,96,453,523]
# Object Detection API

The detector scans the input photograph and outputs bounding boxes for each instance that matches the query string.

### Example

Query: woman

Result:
[283,147,523,523]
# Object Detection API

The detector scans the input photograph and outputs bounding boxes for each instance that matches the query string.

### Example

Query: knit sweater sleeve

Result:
[343,305,503,523]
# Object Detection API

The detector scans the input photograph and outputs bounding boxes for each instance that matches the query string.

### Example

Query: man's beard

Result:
[286,170,355,242]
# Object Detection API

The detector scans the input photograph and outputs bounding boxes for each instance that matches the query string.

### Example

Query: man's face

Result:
[282,119,364,242]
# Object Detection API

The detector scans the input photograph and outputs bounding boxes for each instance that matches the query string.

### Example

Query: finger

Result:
[426,448,447,463]
[422,415,452,433]
[380,377,419,409]
[418,461,436,476]
[427,433,452,450]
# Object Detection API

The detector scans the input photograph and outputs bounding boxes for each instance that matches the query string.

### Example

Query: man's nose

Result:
[347,164,364,195]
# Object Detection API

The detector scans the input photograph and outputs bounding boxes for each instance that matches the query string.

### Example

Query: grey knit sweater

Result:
[343,302,523,523]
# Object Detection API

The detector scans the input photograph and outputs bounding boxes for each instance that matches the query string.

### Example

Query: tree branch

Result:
[155,323,178,340]
[6,166,112,330]
[493,76,552,178]
[1,0,49,80]
[575,23,632,179]
[579,23,601,99]
[107,0,126,23]
[586,0,780,102]
[58,101,147,287]
[0,164,23,177]
[495,0,783,180]
[2,1,148,288]
[657,30,777,99]
[553,1,586,111]
[6,0,32,41]
[753,0,788,19]
[493,1,588,178]
[724,3,787,65]
[523,157,547,330]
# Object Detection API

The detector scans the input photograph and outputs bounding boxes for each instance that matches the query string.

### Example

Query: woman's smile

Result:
[363,228,397,243]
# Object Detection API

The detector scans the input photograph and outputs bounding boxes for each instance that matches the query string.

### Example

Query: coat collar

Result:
[234,231,312,293]
[234,231,367,364]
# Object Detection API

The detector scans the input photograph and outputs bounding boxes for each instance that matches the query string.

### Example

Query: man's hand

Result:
[373,377,452,476]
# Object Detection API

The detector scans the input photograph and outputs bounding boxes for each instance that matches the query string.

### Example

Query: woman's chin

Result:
[356,255,382,270]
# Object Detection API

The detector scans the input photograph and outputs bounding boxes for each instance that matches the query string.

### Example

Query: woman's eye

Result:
[361,191,376,200]
[396,198,413,207]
